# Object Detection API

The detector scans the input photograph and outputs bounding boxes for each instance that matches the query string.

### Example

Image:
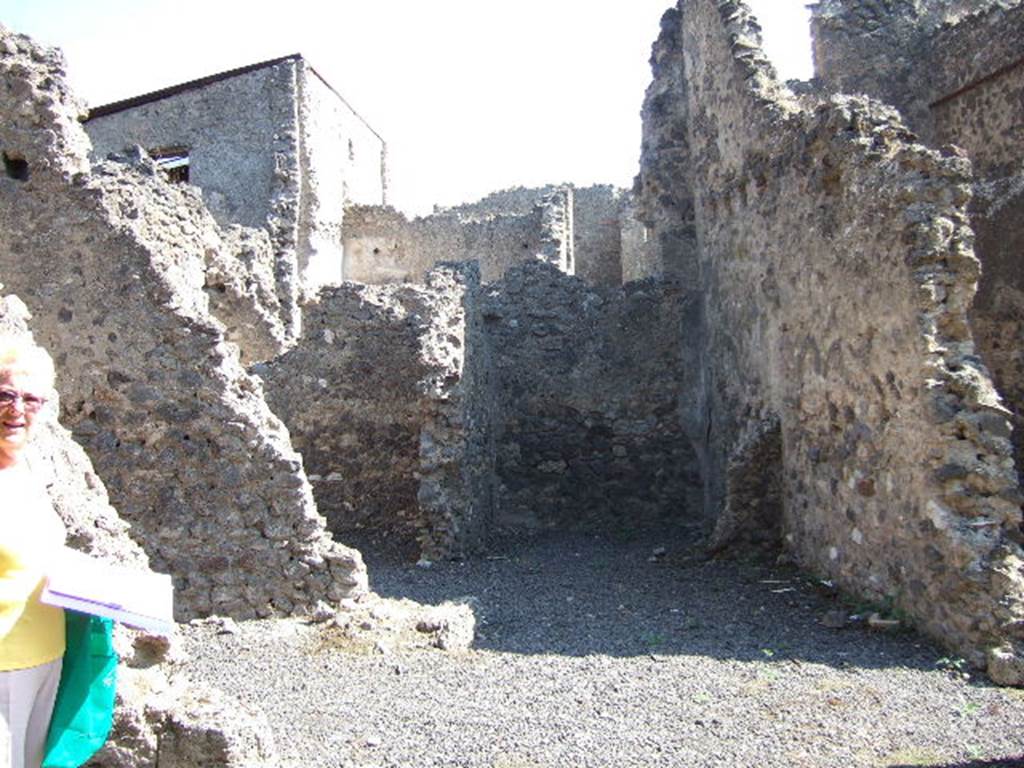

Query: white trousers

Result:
[0,659,63,768]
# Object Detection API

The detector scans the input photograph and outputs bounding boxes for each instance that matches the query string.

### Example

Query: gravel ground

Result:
[180,529,1024,768]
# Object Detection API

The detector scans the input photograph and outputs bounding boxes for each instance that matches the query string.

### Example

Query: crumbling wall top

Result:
[0,24,90,180]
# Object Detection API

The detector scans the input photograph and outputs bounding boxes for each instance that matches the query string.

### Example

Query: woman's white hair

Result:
[0,334,56,392]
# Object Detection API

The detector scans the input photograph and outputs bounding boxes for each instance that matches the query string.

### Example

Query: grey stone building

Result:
[85,54,388,333]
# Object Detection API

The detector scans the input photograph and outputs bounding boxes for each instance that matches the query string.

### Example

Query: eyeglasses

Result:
[0,388,47,413]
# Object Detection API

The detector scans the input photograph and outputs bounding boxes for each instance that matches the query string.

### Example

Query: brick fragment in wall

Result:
[256,263,496,560]
[0,296,280,767]
[649,0,1024,683]
[0,25,367,620]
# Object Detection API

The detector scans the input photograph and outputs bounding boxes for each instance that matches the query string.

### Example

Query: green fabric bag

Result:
[41,612,118,768]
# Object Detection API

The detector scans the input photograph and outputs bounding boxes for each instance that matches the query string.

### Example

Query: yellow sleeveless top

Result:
[0,460,66,671]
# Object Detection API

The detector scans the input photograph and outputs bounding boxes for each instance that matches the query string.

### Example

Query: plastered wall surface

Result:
[640,0,1024,683]
[0,29,368,620]
[295,61,386,301]
[346,185,633,288]
[342,205,546,285]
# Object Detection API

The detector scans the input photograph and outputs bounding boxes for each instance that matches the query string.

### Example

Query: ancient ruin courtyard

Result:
[179,530,1024,767]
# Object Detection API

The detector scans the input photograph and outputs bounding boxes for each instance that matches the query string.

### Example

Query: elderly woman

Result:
[0,337,66,768]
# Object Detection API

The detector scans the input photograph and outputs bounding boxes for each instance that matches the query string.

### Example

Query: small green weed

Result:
[961,701,981,716]
[642,632,667,647]
[935,656,972,679]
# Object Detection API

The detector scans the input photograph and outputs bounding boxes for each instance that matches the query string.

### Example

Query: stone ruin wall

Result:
[933,2,1024,467]
[809,0,934,132]
[341,204,548,285]
[810,0,1024,465]
[811,0,1022,164]
[258,255,699,554]
[924,2,1024,177]
[483,261,701,533]
[0,28,368,620]
[442,184,633,287]
[256,263,496,560]
[630,8,699,284]
[344,184,639,289]
[84,58,307,340]
[0,295,278,767]
[643,0,1024,682]
[85,56,388,340]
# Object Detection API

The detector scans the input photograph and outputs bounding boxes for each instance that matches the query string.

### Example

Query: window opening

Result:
[149,146,190,184]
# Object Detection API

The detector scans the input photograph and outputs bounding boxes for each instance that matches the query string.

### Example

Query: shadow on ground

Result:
[347,526,977,679]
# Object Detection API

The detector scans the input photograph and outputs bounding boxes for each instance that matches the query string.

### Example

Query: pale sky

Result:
[2,0,814,215]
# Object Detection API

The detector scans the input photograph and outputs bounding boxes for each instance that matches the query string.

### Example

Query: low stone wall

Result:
[257,264,495,560]
[665,0,1024,682]
[347,185,635,288]
[483,261,701,532]
[0,27,367,619]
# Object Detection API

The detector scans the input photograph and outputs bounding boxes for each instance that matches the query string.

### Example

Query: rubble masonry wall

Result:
[925,2,1024,178]
[0,28,368,620]
[350,185,630,288]
[483,261,701,532]
[630,7,699,284]
[666,0,1024,681]
[441,184,632,287]
[0,295,279,767]
[809,0,1024,470]
[257,264,496,560]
